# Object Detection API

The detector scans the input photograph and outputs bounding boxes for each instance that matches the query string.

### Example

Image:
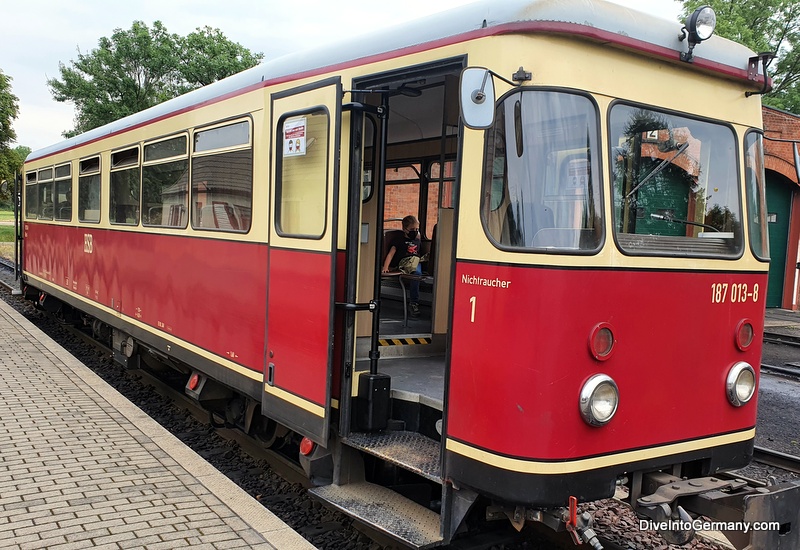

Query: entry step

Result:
[344,430,441,482]
[309,481,442,549]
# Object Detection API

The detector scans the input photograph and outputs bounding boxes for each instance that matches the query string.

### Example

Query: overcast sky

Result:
[0,0,682,152]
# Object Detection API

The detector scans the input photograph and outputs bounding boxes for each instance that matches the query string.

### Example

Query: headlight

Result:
[680,5,717,63]
[726,362,756,407]
[687,6,716,42]
[579,374,619,426]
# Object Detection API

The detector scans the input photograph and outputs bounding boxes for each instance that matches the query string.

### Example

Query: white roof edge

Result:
[27,0,757,162]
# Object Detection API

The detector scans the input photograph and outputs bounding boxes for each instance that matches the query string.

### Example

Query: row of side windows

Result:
[24,119,253,233]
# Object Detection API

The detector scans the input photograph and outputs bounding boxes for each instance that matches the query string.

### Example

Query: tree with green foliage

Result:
[48,21,264,137]
[178,26,263,92]
[0,69,21,205]
[680,0,800,113]
[0,70,17,149]
[0,146,30,207]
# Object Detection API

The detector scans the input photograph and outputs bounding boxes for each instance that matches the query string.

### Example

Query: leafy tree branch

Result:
[680,0,800,112]
[48,21,263,137]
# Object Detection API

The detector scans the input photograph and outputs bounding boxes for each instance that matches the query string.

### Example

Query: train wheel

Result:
[251,414,278,448]
[225,395,247,428]
[91,319,111,345]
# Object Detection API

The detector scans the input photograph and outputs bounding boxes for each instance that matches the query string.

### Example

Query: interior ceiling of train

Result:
[387,76,448,144]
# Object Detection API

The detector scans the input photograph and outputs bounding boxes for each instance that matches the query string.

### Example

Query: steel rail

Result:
[761,363,800,380]
[753,446,800,476]
[763,331,800,347]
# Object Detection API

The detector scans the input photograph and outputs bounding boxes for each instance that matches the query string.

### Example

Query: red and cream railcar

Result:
[20,0,800,547]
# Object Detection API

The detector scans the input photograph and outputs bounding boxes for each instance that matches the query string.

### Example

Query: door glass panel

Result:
[276,110,329,237]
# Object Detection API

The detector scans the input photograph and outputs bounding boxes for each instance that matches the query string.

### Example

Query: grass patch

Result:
[0,242,13,262]
[0,211,20,261]
[0,226,15,242]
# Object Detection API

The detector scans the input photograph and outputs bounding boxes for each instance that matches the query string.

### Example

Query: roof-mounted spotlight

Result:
[679,5,717,63]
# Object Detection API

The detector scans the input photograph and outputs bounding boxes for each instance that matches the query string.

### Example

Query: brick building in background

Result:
[763,106,800,309]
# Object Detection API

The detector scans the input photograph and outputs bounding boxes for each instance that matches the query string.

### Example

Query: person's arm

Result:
[382,246,397,273]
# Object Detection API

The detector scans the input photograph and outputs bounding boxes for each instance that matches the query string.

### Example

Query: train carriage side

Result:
[20,94,272,401]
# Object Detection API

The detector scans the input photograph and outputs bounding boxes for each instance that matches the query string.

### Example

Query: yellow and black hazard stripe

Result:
[379,337,431,346]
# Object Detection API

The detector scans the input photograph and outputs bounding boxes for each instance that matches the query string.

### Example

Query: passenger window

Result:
[143,135,188,228]
[110,147,141,226]
[744,131,768,260]
[276,110,328,237]
[37,168,54,220]
[191,120,252,233]
[429,160,456,210]
[384,164,421,232]
[79,157,101,223]
[54,163,72,222]
[25,172,37,219]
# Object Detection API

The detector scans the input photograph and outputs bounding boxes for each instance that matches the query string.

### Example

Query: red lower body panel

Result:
[24,224,267,372]
[448,260,764,461]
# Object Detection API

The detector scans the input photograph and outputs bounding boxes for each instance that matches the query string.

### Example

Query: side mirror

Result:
[460,67,495,129]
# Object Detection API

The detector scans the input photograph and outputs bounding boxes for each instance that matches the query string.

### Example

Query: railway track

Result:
[763,331,800,347]
[753,445,800,475]
[761,330,800,380]
[760,362,800,379]
[0,256,15,274]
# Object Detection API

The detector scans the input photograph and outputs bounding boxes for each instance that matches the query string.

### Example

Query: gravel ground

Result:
[2,266,796,550]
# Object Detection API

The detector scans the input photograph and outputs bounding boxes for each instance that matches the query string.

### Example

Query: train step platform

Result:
[0,298,315,550]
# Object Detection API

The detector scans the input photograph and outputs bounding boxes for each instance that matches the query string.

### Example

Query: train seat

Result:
[380,228,436,327]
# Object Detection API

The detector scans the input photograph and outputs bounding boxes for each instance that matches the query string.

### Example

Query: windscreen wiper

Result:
[650,213,719,232]
[625,141,690,200]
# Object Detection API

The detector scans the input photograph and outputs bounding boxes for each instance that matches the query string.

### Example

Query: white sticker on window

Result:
[283,117,307,157]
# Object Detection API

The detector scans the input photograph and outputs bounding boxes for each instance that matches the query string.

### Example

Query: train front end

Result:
[443,6,800,547]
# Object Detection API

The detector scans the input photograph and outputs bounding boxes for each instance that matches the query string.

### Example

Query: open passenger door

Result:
[264,77,342,446]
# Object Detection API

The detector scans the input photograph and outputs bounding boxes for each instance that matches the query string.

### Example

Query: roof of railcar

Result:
[27,0,759,162]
